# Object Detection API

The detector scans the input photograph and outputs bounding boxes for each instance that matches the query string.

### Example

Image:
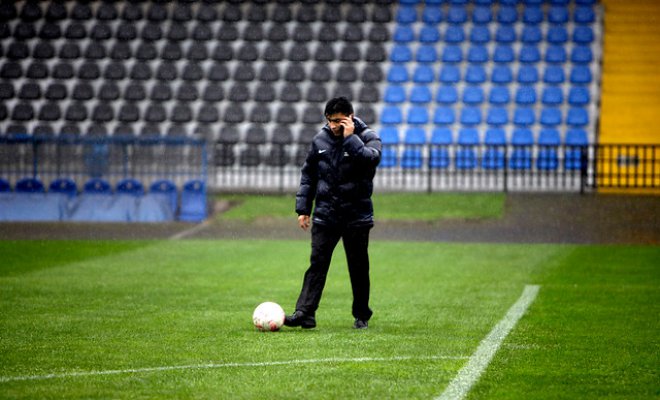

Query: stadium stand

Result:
[0,0,621,197]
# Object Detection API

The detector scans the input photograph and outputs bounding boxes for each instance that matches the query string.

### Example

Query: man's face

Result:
[326,113,353,136]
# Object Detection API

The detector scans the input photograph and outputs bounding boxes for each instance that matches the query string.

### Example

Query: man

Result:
[285,97,382,330]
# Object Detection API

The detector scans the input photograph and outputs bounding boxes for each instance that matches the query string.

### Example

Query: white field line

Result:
[435,284,541,400]
[169,219,211,240]
[0,355,468,383]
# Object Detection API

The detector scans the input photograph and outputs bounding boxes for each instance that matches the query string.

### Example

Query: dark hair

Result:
[324,97,354,116]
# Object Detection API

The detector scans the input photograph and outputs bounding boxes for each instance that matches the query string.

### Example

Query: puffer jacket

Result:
[295,117,382,227]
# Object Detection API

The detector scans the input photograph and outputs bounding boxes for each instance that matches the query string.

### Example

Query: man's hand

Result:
[298,215,311,231]
[340,117,355,138]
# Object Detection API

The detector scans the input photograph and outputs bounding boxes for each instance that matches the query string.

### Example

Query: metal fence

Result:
[0,135,207,188]
[1,138,657,193]
[208,142,659,193]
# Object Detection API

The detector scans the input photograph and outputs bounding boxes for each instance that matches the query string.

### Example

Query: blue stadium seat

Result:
[116,178,145,196]
[0,179,11,192]
[467,46,489,63]
[384,85,406,104]
[547,26,569,44]
[15,177,45,193]
[519,46,541,63]
[573,26,594,44]
[441,45,463,63]
[433,107,455,125]
[566,107,589,127]
[447,6,468,24]
[436,86,459,104]
[537,129,561,170]
[413,65,435,83]
[540,108,563,127]
[515,86,537,105]
[380,148,398,168]
[381,105,404,124]
[489,86,510,104]
[513,107,536,126]
[439,65,461,83]
[548,6,569,24]
[486,107,508,126]
[470,26,491,43]
[407,106,429,125]
[491,65,513,84]
[396,6,417,24]
[465,65,487,84]
[523,6,544,24]
[495,25,516,43]
[574,7,595,24]
[545,46,567,63]
[179,179,207,222]
[49,178,78,198]
[83,178,112,195]
[517,66,539,84]
[393,25,415,43]
[456,128,479,169]
[387,65,409,83]
[410,86,432,104]
[482,128,506,169]
[380,126,401,145]
[422,7,443,24]
[472,6,492,24]
[544,66,566,84]
[564,129,588,170]
[460,107,481,126]
[401,128,426,169]
[444,25,465,43]
[570,66,593,84]
[542,86,564,105]
[497,6,518,24]
[521,26,542,44]
[571,46,593,64]
[493,45,515,63]
[568,87,590,106]
[419,26,440,43]
[430,127,452,169]
[509,128,534,170]
[150,179,178,213]
[416,45,438,63]
[390,45,413,63]
[462,86,485,105]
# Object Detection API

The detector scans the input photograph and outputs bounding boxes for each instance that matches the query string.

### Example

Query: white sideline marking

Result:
[169,220,211,240]
[435,284,541,400]
[0,355,467,383]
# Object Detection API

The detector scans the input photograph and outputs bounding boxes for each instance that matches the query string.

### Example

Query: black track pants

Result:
[295,223,373,321]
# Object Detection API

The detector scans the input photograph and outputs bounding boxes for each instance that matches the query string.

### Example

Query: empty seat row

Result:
[381,125,588,145]
[390,44,593,64]
[2,20,392,44]
[395,3,596,25]
[2,57,384,81]
[385,84,591,106]
[380,105,591,127]
[0,2,396,25]
[392,24,595,45]
[388,63,593,84]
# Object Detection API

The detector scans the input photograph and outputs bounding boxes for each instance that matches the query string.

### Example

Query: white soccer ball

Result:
[252,302,285,332]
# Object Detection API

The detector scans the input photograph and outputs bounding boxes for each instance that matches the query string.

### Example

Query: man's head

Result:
[324,97,354,117]
[324,97,354,136]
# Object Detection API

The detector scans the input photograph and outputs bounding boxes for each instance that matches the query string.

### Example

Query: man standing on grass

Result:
[284,97,382,330]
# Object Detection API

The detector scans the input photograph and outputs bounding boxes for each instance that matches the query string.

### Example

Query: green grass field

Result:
[1,240,658,399]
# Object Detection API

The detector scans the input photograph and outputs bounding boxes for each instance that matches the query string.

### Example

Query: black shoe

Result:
[284,311,316,329]
[353,319,368,330]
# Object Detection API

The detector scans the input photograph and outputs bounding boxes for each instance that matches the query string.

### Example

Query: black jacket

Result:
[296,117,382,227]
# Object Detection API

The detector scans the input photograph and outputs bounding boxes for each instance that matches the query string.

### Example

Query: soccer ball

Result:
[252,302,285,332]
